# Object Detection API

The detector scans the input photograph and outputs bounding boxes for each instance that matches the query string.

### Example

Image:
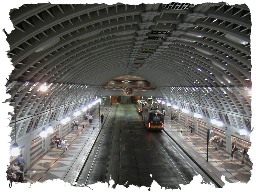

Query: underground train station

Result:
[1,1,254,190]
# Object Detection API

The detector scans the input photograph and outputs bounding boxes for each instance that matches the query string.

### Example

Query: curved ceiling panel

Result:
[4,2,251,142]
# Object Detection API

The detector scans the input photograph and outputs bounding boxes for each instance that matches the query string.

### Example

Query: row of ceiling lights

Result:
[165,102,250,136]
[10,84,100,157]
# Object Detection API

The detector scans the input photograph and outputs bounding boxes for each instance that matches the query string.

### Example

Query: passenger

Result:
[231,141,237,159]
[213,136,220,150]
[6,164,16,181]
[73,121,78,129]
[17,154,26,172]
[101,114,104,123]
[89,115,93,123]
[218,138,224,148]
[61,139,68,151]
[50,138,55,148]
[189,126,193,133]
[54,136,61,148]
[11,163,24,182]
[241,147,248,164]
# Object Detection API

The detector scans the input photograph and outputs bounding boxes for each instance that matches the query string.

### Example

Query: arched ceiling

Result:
[4,2,252,141]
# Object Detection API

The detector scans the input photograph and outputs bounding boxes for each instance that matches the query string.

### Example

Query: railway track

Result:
[29,107,111,183]
[74,104,221,189]
[74,105,117,186]
[162,129,222,188]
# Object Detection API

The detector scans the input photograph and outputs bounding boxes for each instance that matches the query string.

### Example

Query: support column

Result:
[24,134,31,168]
[59,125,62,138]
[185,115,188,127]
[42,137,46,153]
[99,103,101,122]
[67,121,71,132]
[194,118,199,134]
[225,126,232,154]
[205,121,211,139]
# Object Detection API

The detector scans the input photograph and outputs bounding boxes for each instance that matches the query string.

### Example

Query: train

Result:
[142,105,165,130]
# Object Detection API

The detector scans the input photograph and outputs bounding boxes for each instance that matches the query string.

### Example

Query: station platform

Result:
[164,117,252,186]
[23,107,252,187]
[24,108,104,184]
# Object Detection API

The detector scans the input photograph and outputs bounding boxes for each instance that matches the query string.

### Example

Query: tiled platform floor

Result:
[24,107,252,186]
[25,108,105,184]
[165,119,252,184]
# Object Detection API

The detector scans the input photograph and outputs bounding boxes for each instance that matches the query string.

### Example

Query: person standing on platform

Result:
[241,147,248,164]
[231,140,237,159]
[101,114,104,123]
[89,115,93,123]
[17,154,26,172]
[61,139,68,151]
[12,163,24,182]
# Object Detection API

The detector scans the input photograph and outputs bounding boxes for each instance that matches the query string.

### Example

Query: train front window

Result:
[152,114,160,121]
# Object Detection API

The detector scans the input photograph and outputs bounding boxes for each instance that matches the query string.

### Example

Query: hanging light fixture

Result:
[39,128,48,138]
[61,117,71,125]
[38,83,48,92]
[182,108,189,113]
[194,113,203,118]
[74,111,81,117]
[46,126,53,134]
[10,98,20,156]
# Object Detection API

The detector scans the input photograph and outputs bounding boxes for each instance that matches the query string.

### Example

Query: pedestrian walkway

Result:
[164,117,252,186]
[24,107,108,183]
[23,106,252,187]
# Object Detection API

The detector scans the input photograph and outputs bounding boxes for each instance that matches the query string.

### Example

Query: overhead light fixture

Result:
[39,128,47,138]
[10,143,20,157]
[211,119,224,127]
[46,126,53,134]
[173,105,179,109]
[61,117,71,125]
[225,33,249,45]
[87,104,93,108]
[185,32,203,38]
[166,102,171,107]
[239,129,248,136]
[216,121,224,127]
[194,113,203,118]
[178,38,196,43]
[35,37,60,53]
[222,75,232,84]
[122,80,131,83]
[38,83,48,92]
[74,111,81,117]
[196,48,212,56]
[82,106,88,112]
[211,61,226,70]
[182,109,189,113]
